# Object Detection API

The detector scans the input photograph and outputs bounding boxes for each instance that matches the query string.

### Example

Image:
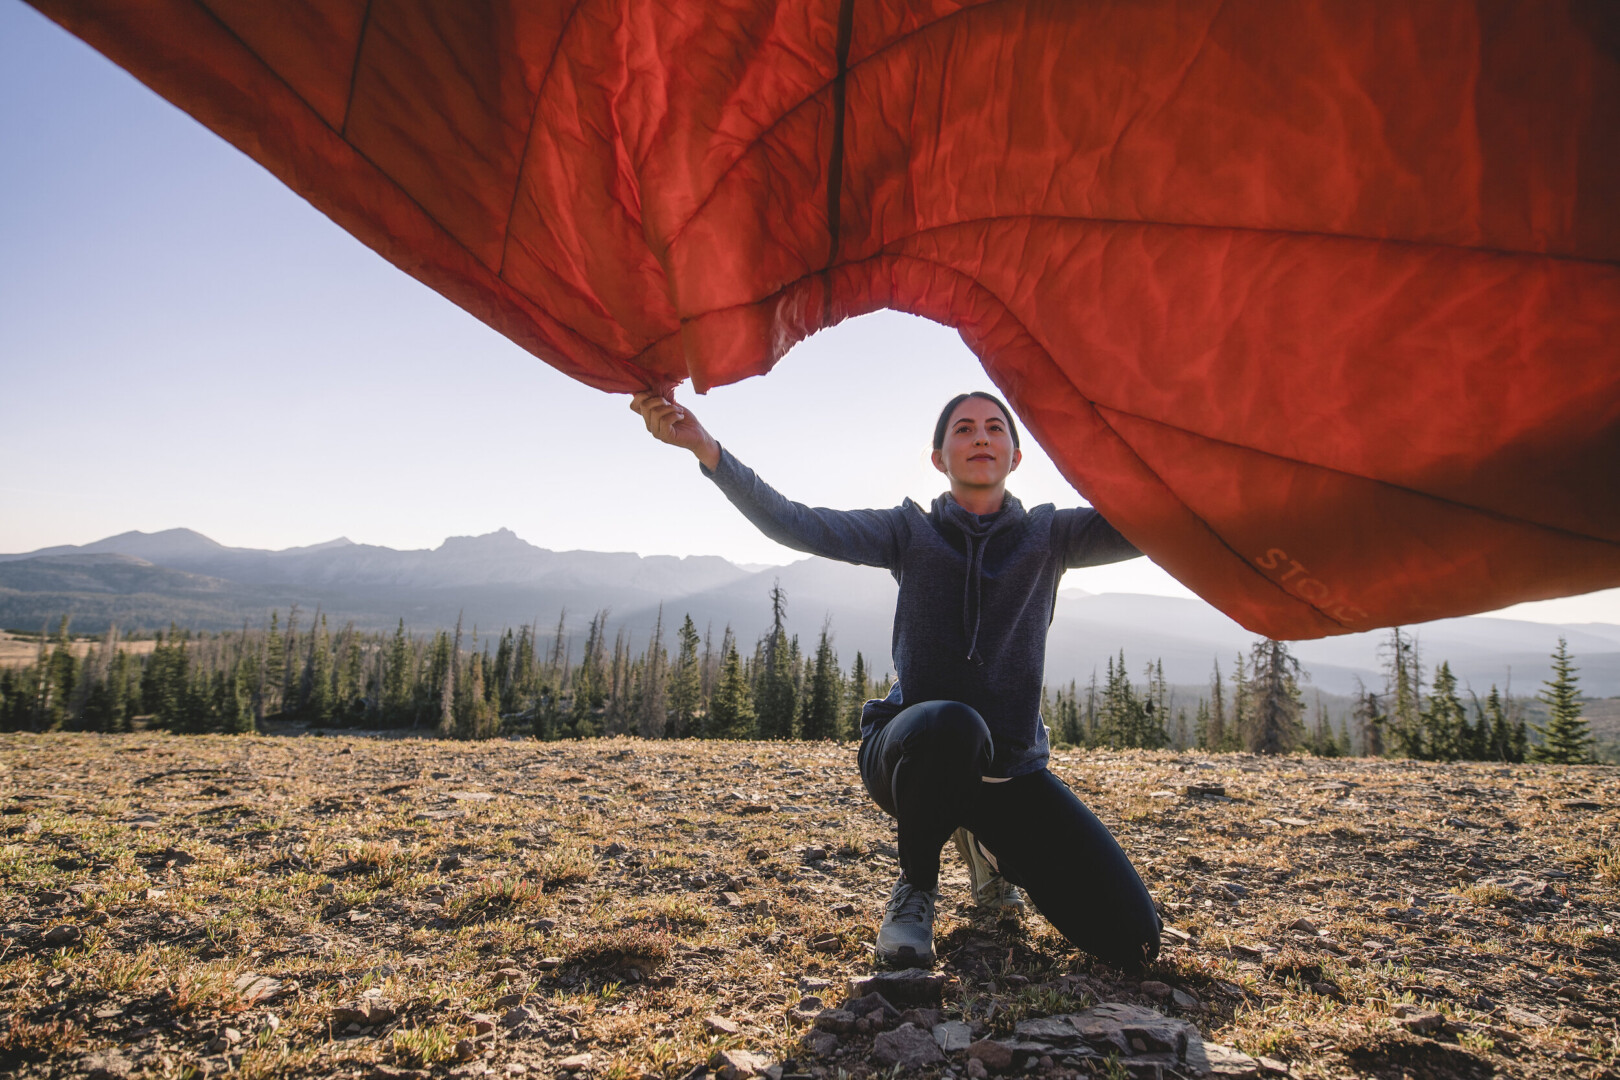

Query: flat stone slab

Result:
[848,968,946,1006]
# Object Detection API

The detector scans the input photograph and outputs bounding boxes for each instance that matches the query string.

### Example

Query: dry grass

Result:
[1,732,1617,1080]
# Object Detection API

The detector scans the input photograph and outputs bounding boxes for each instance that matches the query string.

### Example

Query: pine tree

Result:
[1383,627,1425,758]
[638,606,669,738]
[261,610,284,718]
[1533,637,1592,764]
[1307,691,1338,757]
[1420,661,1467,761]
[755,581,797,738]
[338,622,364,722]
[844,651,870,740]
[1229,653,1251,752]
[669,614,702,738]
[708,633,756,739]
[800,622,841,740]
[43,616,76,730]
[1204,661,1227,752]
[1480,685,1516,762]
[454,649,500,739]
[305,614,336,725]
[438,614,462,737]
[1245,639,1304,755]
[383,619,412,724]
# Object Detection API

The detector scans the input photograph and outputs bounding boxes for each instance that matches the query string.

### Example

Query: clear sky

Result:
[2,2,1615,626]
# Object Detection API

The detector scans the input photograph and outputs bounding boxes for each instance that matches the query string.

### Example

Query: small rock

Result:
[846,992,903,1027]
[900,1007,942,1029]
[489,967,526,985]
[709,1048,775,1080]
[804,1030,839,1056]
[536,956,562,970]
[1014,1016,1083,1045]
[332,1000,396,1026]
[1171,988,1200,1010]
[453,1038,479,1061]
[1257,1056,1292,1076]
[1188,1040,1262,1077]
[42,924,82,946]
[502,1005,540,1028]
[874,1022,946,1067]
[1139,980,1172,1002]
[495,991,527,1009]
[233,973,282,1003]
[1287,917,1320,936]
[934,1019,973,1051]
[808,932,841,953]
[831,902,856,916]
[718,891,744,907]
[967,1039,1014,1072]
[1071,1003,1195,1059]
[1503,1005,1552,1028]
[966,1058,989,1080]
[848,968,946,1006]
[1392,1009,1444,1035]
[1185,783,1226,798]
[558,1053,593,1072]
[80,1051,134,1080]
[803,846,829,861]
[470,1016,497,1036]
[705,1014,742,1035]
[1560,1008,1592,1029]
[813,1008,855,1034]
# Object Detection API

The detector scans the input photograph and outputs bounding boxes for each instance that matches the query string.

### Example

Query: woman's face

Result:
[932,397,1022,488]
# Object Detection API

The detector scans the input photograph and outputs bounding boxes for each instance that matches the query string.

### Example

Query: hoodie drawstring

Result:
[963,532,987,663]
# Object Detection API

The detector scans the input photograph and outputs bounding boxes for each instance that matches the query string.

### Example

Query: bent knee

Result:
[901,700,992,763]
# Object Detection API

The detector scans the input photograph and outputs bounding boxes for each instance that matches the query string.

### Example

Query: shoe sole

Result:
[875,945,934,968]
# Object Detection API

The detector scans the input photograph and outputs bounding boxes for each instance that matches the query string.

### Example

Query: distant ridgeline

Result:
[0,594,1599,764]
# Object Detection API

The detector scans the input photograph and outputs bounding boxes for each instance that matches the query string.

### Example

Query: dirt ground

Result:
[1,732,1617,1080]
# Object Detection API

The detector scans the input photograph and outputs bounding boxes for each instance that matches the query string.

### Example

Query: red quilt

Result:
[32,0,1620,638]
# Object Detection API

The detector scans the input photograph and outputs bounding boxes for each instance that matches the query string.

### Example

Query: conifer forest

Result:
[0,584,1593,764]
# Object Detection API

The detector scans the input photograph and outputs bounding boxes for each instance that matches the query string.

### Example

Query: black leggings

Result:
[859,699,1162,967]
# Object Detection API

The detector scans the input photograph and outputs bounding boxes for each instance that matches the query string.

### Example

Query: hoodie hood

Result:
[931,491,1027,663]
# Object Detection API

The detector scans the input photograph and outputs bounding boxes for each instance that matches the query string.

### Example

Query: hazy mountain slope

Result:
[3,530,1616,695]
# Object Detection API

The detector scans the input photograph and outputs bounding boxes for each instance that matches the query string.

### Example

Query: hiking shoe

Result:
[953,827,1027,912]
[875,874,938,967]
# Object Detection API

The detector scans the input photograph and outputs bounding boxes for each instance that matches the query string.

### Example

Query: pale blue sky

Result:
[1,2,1614,626]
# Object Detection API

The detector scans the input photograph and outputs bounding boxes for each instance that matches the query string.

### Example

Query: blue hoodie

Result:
[702,447,1141,777]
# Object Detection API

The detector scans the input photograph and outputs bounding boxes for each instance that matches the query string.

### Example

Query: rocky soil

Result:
[1,732,1617,1080]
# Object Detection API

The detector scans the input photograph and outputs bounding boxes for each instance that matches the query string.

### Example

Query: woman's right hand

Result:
[630,390,721,471]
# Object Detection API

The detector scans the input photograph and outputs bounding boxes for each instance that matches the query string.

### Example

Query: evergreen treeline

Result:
[0,587,892,743]
[0,600,1594,763]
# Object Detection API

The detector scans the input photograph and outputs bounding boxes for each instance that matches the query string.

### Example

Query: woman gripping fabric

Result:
[630,389,1162,969]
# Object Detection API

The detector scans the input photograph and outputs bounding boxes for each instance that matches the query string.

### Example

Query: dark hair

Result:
[933,391,1021,451]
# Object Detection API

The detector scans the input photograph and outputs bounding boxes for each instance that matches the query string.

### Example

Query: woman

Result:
[630,389,1162,969]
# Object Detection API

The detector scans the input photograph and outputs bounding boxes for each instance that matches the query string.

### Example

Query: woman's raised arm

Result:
[630,392,905,570]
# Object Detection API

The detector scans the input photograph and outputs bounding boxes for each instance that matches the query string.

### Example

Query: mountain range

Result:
[3,528,1617,697]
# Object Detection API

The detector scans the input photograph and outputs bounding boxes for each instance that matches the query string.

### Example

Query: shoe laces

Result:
[886,879,936,924]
